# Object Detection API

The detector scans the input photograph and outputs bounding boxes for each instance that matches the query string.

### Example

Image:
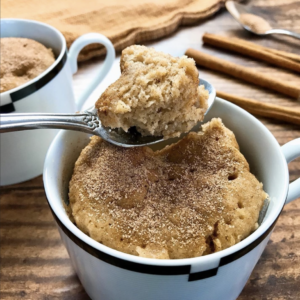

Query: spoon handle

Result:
[0,112,101,135]
[269,29,300,40]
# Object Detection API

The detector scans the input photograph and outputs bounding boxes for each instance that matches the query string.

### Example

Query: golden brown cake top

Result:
[96,45,208,138]
[0,38,55,93]
[69,118,267,259]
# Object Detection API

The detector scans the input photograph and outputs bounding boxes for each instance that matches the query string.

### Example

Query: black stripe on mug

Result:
[46,194,283,281]
[10,51,68,102]
[188,268,218,281]
[0,102,15,113]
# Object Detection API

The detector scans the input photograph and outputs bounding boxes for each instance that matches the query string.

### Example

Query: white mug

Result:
[0,19,115,186]
[44,97,300,300]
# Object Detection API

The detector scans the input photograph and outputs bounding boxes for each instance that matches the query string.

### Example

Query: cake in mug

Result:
[68,118,267,259]
[96,45,208,138]
[0,38,55,93]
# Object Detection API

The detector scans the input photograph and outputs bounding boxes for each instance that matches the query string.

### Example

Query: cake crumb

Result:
[96,45,208,138]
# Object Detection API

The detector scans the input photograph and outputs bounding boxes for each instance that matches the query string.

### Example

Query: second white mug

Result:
[0,18,115,186]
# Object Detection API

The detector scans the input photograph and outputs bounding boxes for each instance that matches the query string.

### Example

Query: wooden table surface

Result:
[1,2,300,299]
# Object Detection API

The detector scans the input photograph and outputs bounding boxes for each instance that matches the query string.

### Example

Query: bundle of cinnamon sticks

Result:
[185,33,300,126]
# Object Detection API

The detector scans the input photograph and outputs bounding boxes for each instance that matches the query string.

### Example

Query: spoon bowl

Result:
[0,78,216,148]
[226,1,300,40]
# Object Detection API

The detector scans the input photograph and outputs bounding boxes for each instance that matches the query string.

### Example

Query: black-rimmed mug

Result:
[44,97,300,300]
[0,18,115,185]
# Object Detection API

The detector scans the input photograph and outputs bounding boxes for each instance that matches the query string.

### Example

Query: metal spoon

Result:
[226,1,300,40]
[0,79,216,148]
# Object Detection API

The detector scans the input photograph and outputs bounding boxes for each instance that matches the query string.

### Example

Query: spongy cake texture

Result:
[96,45,208,138]
[1,38,55,93]
[69,118,267,259]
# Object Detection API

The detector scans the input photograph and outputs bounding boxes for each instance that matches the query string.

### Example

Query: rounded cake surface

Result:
[0,38,55,93]
[69,118,267,259]
[95,45,208,138]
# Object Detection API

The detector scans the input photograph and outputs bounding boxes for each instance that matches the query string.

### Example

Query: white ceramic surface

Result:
[44,97,300,300]
[0,19,115,186]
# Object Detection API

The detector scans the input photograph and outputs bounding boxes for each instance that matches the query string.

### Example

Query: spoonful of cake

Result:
[0,46,215,148]
[226,1,300,40]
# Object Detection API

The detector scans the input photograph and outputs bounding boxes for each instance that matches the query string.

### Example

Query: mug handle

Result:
[281,138,300,204]
[68,33,115,110]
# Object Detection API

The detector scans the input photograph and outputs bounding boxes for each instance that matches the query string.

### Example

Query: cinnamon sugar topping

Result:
[69,118,267,259]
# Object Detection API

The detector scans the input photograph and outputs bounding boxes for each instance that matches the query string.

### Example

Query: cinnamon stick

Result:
[262,48,300,64]
[216,91,300,126]
[239,39,300,63]
[202,33,300,73]
[233,38,300,63]
[185,48,300,99]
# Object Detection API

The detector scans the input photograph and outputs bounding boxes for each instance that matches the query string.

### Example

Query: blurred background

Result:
[1,0,300,299]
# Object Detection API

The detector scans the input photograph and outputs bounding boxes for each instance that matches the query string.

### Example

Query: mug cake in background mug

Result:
[0,19,115,186]
[1,37,55,93]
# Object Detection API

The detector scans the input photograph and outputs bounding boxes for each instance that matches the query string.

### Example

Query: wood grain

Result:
[1,1,300,299]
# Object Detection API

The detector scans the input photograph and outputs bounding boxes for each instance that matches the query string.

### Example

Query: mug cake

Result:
[68,46,267,259]
[0,37,55,93]
[69,118,267,259]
